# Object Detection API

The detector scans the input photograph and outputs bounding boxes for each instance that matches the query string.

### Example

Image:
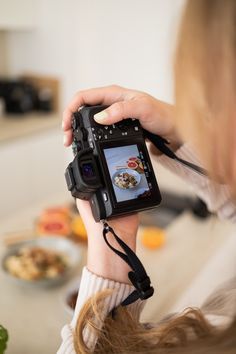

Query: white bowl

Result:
[2,236,82,287]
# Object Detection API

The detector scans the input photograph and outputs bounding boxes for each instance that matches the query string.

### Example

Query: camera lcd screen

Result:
[103,144,151,203]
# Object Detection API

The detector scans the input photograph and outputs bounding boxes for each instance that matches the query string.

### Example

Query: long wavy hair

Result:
[74,291,236,353]
[74,0,236,352]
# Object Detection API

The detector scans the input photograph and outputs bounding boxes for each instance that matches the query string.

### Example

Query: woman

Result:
[58,1,236,353]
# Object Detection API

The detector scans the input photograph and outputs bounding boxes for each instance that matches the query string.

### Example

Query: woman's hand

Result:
[63,85,181,150]
[77,199,139,283]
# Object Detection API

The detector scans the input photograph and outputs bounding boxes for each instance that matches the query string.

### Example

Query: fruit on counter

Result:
[36,205,87,242]
[71,216,87,241]
[141,227,165,250]
[36,219,71,236]
[39,207,71,221]
[36,206,71,236]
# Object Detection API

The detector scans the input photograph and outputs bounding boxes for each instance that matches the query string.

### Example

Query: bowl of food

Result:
[112,168,141,189]
[62,278,81,316]
[2,236,81,286]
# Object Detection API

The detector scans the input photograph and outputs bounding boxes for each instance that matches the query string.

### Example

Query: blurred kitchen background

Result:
[1,1,235,354]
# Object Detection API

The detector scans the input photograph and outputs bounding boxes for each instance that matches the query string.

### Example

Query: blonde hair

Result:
[75,1,236,352]
[175,0,236,195]
[74,291,236,354]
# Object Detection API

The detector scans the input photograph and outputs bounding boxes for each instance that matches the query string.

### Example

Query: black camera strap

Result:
[102,221,154,307]
[99,134,208,308]
[143,130,208,177]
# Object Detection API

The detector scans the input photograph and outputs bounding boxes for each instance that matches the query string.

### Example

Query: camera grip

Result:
[90,194,107,222]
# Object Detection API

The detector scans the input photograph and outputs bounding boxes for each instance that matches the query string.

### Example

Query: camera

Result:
[65,105,162,221]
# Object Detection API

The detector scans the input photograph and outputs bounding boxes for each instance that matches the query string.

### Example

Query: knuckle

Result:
[139,94,151,105]
[110,84,121,91]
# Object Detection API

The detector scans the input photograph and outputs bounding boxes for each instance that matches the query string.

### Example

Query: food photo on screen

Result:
[103,145,151,203]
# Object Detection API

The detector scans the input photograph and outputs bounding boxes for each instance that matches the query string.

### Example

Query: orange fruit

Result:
[71,216,87,240]
[141,227,165,249]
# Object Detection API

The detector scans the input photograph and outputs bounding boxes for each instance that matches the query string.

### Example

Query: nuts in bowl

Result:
[2,236,81,286]
[4,246,67,281]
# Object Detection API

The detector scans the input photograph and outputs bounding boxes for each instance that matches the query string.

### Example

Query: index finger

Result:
[62,85,130,132]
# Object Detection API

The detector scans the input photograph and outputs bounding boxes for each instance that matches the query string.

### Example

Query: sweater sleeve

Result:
[57,267,145,354]
[157,144,236,223]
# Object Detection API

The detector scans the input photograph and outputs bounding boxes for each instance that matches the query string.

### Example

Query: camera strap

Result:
[143,130,208,177]
[102,221,154,306]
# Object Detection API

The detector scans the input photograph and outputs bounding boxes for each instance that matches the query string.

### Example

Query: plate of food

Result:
[112,168,141,189]
[2,236,81,287]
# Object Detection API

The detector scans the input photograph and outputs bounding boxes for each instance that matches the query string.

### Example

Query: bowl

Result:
[2,236,82,287]
[62,277,81,316]
[112,168,141,189]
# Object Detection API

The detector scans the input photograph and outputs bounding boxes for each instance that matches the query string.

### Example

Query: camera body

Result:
[65,105,161,221]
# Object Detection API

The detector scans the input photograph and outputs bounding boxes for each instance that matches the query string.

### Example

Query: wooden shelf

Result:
[0,112,61,143]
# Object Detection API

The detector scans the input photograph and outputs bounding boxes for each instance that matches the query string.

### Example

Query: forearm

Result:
[87,228,136,284]
[77,199,138,283]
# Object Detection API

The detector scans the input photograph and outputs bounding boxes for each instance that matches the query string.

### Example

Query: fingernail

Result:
[63,135,67,146]
[62,121,65,130]
[94,110,108,122]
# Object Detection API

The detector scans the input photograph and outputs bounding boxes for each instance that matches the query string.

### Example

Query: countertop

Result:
[0,193,234,354]
[0,112,61,143]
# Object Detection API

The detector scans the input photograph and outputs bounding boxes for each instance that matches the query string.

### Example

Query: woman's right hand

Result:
[62,85,181,150]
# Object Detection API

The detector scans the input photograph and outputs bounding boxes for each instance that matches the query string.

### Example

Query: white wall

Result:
[0,128,68,217]
[6,0,185,106]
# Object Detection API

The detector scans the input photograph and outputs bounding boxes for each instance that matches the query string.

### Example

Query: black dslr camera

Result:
[65,105,162,221]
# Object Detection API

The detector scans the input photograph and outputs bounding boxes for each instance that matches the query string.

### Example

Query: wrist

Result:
[86,222,137,283]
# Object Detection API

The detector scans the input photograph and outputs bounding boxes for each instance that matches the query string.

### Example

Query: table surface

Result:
[0,112,60,144]
[0,193,234,354]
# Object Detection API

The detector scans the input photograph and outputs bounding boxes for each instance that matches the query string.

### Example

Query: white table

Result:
[0,194,234,353]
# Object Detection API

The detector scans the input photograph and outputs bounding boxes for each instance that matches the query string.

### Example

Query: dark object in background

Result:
[67,290,78,311]
[192,198,211,218]
[0,78,53,114]
[0,79,37,114]
[36,87,53,112]
[141,191,211,228]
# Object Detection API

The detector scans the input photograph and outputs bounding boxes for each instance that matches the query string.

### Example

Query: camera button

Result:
[97,128,104,136]
[103,192,108,202]
[89,140,94,149]
[134,126,139,131]
[72,117,80,130]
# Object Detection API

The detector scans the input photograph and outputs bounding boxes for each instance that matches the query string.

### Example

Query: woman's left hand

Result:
[77,199,139,283]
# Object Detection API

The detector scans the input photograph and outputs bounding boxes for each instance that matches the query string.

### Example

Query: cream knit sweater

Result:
[57,145,236,354]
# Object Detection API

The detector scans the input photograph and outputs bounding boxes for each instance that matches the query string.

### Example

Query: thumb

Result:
[93,100,147,125]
